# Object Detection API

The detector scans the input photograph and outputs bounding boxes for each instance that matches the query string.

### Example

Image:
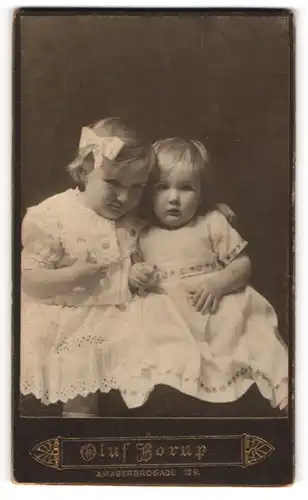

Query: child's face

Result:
[153,164,201,228]
[84,160,149,219]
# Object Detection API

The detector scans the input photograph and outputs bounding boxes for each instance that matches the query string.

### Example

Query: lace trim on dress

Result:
[219,239,248,266]
[118,365,286,409]
[20,377,118,405]
[52,309,129,353]
[20,360,286,407]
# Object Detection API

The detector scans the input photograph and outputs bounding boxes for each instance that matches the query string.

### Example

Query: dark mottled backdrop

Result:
[19,13,292,342]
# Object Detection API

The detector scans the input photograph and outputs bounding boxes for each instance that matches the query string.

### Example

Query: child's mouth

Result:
[166,208,181,216]
[108,203,123,212]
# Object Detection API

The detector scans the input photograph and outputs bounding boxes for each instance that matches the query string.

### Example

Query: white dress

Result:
[111,211,288,410]
[20,188,144,405]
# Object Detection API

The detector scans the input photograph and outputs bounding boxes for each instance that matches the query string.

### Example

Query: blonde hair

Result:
[140,137,236,225]
[152,138,210,179]
[67,117,155,184]
[149,137,214,212]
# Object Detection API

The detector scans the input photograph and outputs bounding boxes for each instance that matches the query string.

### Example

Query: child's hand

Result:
[191,278,224,315]
[216,203,236,225]
[129,262,157,291]
[69,258,108,289]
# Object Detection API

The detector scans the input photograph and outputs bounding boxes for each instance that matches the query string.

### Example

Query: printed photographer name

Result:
[79,441,207,464]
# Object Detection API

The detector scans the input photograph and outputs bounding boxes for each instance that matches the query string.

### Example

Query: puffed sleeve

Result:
[206,210,248,266]
[21,206,65,271]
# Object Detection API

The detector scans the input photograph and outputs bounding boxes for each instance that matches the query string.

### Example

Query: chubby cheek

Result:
[91,184,113,206]
[182,193,199,214]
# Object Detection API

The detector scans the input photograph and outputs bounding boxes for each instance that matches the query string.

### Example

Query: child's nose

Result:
[169,189,180,203]
[117,189,128,203]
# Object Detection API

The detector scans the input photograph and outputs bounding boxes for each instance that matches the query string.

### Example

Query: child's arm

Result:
[192,252,251,314]
[22,259,107,299]
[193,210,251,314]
[21,205,108,300]
[210,252,251,295]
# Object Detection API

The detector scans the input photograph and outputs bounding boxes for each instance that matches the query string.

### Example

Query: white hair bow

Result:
[191,140,209,162]
[79,126,124,170]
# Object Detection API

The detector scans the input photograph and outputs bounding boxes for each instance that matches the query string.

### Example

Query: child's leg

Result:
[62,392,99,418]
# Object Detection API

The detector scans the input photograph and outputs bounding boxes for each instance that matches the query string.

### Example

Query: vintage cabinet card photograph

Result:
[12,8,294,485]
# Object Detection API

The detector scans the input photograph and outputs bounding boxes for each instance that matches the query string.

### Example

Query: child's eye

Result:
[155,183,168,191]
[180,184,194,191]
[104,179,120,187]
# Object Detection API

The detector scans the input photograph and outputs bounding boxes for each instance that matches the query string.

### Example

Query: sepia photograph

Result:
[13,9,294,485]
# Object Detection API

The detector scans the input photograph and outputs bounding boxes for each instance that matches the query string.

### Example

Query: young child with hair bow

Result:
[20,118,154,417]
